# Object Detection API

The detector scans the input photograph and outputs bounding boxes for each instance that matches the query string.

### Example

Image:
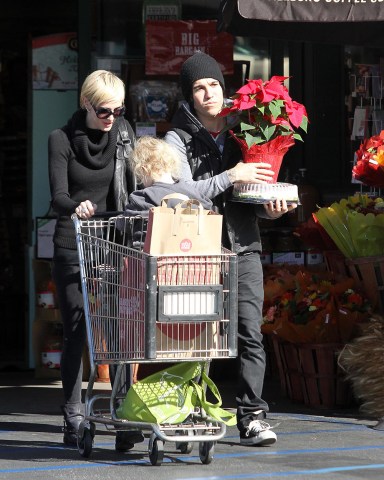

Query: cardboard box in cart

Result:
[118,253,221,359]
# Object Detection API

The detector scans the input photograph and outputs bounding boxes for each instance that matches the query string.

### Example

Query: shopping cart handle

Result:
[90,211,125,218]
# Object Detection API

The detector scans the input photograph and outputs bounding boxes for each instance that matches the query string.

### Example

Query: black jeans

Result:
[53,247,130,407]
[236,252,269,430]
[52,251,85,405]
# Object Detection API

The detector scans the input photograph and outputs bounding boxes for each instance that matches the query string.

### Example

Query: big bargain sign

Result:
[145,20,233,76]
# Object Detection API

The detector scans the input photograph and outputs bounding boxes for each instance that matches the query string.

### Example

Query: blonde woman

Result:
[48,70,141,450]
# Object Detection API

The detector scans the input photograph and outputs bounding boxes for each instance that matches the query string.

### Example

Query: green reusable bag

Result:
[116,361,236,426]
[190,370,237,426]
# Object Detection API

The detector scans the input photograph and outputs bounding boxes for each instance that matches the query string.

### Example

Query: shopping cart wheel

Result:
[199,441,214,464]
[77,421,95,458]
[177,441,193,454]
[148,433,164,466]
[175,429,193,454]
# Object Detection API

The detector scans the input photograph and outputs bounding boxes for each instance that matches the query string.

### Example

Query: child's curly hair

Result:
[130,136,181,184]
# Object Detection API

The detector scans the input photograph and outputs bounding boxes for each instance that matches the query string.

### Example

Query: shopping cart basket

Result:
[73,214,238,465]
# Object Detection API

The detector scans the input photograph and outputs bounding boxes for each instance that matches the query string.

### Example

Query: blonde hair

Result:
[80,70,125,109]
[130,136,181,183]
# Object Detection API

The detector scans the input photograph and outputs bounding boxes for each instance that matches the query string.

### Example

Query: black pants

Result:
[236,253,269,430]
[52,247,130,407]
[52,252,85,405]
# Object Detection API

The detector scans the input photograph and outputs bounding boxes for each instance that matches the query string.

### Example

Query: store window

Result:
[233,36,290,88]
[345,45,384,188]
[234,37,270,84]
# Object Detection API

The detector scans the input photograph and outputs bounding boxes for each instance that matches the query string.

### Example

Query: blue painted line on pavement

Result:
[224,425,384,440]
[172,463,384,480]
[0,444,384,474]
[205,444,384,458]
[270,412,375,425]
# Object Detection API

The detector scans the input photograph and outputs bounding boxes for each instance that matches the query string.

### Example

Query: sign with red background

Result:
[145,20,233,76]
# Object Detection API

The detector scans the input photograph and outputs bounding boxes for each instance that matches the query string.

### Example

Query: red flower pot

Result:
[231,133,295,183]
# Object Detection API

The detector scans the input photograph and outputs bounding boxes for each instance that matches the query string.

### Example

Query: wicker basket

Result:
[345,255,384,313]
[271,336,353,408]
[271,336,303,403]
[297,343,353,408]
[323,250,349,277]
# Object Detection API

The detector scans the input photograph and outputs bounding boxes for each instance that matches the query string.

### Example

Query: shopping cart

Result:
[72,214,238,465]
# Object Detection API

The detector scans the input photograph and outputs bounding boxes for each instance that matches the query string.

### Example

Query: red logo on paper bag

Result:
[180,238,192,252]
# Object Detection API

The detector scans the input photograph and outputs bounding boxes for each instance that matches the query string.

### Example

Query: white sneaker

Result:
[240,418,277,446]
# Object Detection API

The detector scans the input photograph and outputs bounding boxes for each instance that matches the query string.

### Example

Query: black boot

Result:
[61,403,84,446]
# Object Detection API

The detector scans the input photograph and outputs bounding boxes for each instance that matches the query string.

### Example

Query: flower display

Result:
[352,130,384,188]
[294,216,338,252]
[219,76,309,150]
[313,194,384,258]
[262,266,371,344]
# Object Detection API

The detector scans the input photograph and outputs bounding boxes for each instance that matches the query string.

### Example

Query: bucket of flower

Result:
[314,192,384,313]
[262,266,372,408]
[313,131,384,313]
[293,216,350,278]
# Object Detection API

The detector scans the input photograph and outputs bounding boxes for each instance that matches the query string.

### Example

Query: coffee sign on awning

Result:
[236,0,384,23]
[145,20,233,75]
[218,0,384,45]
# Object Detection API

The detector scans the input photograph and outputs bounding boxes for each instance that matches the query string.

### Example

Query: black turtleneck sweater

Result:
[48,109,122,250]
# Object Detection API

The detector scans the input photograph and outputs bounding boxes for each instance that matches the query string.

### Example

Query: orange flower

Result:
[353,130,384,187]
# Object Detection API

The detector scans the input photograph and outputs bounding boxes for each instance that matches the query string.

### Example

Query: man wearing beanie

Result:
[165,51,297,446]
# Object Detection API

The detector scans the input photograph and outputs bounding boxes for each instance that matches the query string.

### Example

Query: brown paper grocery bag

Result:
[143,198,222,256]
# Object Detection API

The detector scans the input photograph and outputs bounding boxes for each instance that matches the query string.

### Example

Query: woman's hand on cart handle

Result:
[75,201,97,219]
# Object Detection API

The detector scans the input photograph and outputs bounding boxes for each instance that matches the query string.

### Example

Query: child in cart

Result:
[124,135,213,214]
[122,136,215,383]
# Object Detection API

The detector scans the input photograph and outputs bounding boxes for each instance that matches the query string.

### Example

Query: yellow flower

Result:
[373,150,384,166]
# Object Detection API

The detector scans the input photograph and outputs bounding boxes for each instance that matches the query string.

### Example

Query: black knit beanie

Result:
[180,52,225,102]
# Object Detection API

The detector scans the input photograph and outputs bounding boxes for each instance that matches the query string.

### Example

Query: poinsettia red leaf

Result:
[286,101,307,128]
[218,107,232,117]
[271,117,290,128]
[269,75,289,83]
[237,79,263,95]
[281,85,293,102]
[238,96,256,110]
[232,97,244,109]
[260,79,289,103]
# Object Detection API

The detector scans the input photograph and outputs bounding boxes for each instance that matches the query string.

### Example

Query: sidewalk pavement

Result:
[1,368,384,480]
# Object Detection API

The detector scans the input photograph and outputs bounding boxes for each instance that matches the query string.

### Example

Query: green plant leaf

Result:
[300,116,308,133]
[245,132,264,147]
[258,105,266,116]
[269,101,282,119]
[240,122,256,133]
[260,124,276,141]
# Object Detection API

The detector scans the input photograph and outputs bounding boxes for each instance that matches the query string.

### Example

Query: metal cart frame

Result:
[72,214,238,465]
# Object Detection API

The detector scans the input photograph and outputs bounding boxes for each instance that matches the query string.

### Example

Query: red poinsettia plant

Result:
[219,76,309,150]
[352,130,384,188]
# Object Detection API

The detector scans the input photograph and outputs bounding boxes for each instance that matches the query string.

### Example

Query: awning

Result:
[217,0,384,46]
